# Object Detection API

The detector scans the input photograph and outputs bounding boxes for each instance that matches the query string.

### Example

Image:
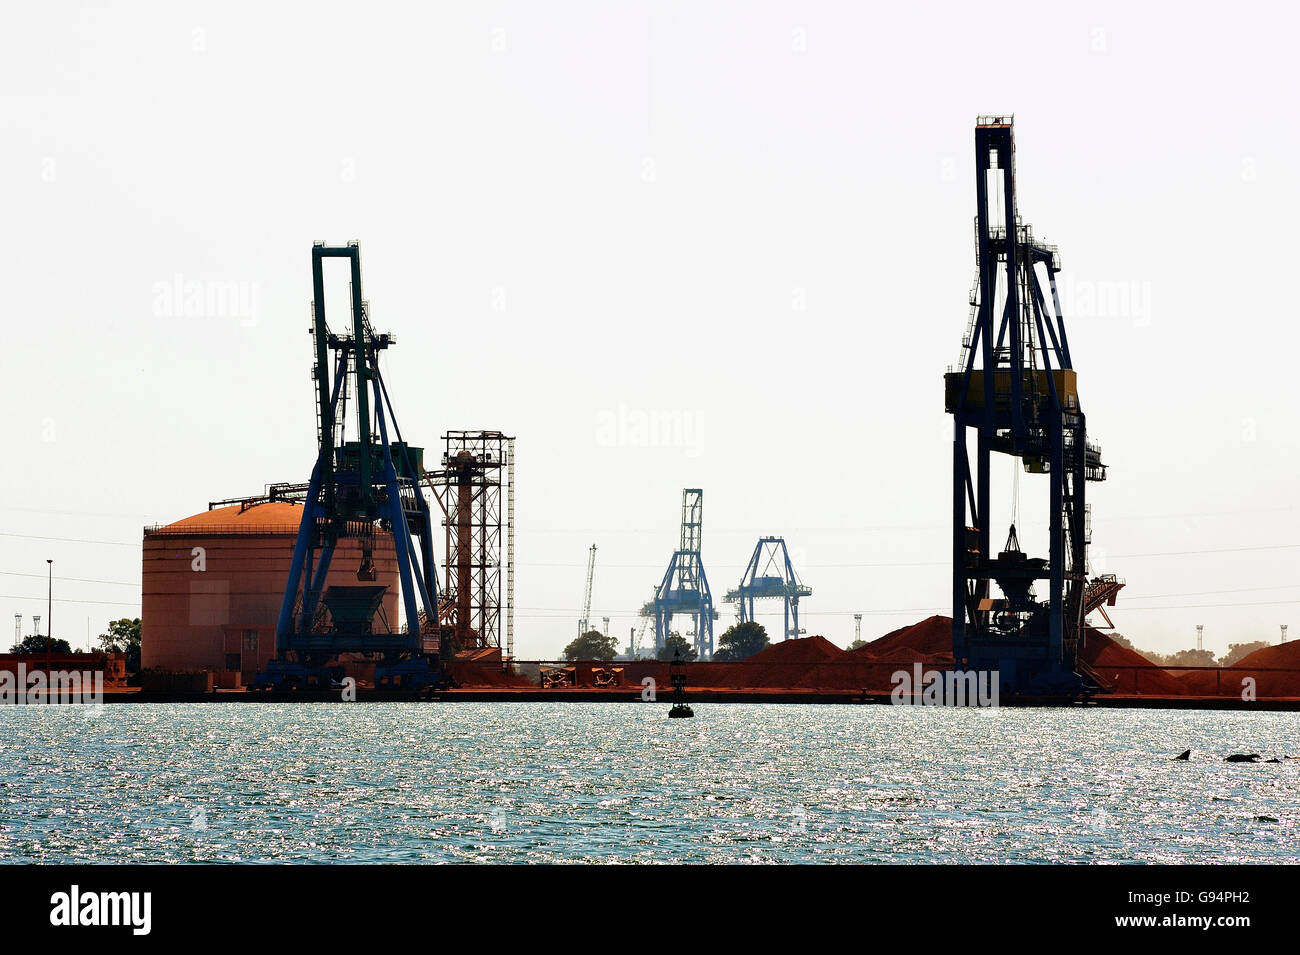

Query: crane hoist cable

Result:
[1011,455,1020,529]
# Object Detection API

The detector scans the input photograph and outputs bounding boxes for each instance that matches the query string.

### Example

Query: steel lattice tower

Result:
[425,431,514,653]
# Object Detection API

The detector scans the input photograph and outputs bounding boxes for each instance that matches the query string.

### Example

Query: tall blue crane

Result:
[261,242,440,689]
[945,117,1108,695]
[724,537,811,641]
[649,489,716,659]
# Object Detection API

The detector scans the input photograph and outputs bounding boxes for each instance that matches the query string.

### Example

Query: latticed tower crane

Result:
[945,117,1110,695]
[647,489,717,659]
[724,537,812,641]
[578,544,596,636]
[266,242,440,689]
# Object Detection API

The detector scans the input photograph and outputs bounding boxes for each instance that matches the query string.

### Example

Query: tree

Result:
[1221,641,1271,667]
[97,617,142,671]
[563,629,619,661]
[656,633,698,662]
[1151,647,1217,668]
[847,639,867,651]
[10,634,73,655]
[1108,631,1136,651]
[712,621,769,661]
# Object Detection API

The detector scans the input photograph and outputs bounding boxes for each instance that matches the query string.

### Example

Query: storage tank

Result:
[141,501,399,682]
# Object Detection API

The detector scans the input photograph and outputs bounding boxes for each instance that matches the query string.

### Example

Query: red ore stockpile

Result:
[515,618,1300,699]
[1078,628,1186,695]
[851,615,954,663]
[1172,640,1300,698]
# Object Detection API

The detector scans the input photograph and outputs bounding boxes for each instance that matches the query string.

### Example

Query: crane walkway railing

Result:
[1083,574,1125,616]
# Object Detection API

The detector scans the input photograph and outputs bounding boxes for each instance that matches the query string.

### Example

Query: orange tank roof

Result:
[156,501,306,534]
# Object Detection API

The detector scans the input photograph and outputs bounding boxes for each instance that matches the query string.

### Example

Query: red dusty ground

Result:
[446,658,535,688]
[447,619,1300,699]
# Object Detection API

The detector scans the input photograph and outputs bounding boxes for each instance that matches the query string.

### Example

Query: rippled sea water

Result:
[1,703,1297,863]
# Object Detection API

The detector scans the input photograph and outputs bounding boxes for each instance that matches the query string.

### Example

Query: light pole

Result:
[46,559,53,668]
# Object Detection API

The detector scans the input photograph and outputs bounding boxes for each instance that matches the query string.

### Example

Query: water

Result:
[1,703,1297,863]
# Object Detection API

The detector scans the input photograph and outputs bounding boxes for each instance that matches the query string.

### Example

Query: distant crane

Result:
[633,588,655,658]
[723,537,812,641]
[577,544,596,636]
[647,489,716,659]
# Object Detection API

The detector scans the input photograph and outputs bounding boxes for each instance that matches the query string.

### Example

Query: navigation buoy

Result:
[668,650,694,719]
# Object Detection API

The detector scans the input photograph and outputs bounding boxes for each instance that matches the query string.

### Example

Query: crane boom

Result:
[578,544,597,636]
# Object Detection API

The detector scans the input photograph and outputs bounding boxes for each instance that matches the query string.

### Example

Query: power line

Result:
[516,504,1300,535]
[517,584,1300,619]
[517,542,1300,569]
[0,593,140,607]
[0,505,148,520]
[1118,599,1300,611]
[511,605,946,617]
[1121,584,1300,600]
[1112,544,1300,559]
[0,570,137,587]
[0,532,138,547]
[5,530,1299,563]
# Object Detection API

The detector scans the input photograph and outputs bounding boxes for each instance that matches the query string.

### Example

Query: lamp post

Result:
[46,560,53,674]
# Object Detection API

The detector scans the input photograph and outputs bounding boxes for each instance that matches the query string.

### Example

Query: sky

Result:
[2,1,1298,660]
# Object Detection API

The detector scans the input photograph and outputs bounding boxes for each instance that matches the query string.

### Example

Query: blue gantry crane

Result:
[724,537,812,641]
[647,489,717,659]
[259,241,441,689]
[945,117,1108,695]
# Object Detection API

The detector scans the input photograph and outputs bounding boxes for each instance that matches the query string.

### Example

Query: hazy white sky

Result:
[2,1,1298,659]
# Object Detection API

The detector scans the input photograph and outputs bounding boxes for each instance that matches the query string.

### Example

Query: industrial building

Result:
[140,499,398,683]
